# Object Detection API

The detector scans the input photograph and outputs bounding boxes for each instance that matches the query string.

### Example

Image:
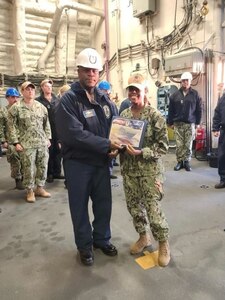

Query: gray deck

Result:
[0,151,225,300]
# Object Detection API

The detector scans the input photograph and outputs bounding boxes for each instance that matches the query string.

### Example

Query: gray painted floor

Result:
[0,151,225,300]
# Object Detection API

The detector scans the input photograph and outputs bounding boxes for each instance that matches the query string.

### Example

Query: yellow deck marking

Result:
[135,250,159,270]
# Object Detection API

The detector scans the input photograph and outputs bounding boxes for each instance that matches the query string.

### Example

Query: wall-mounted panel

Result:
[164,49,204,77]
[133,0,156,18]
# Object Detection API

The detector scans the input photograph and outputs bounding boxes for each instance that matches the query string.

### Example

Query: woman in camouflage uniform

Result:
[120,82,170,267]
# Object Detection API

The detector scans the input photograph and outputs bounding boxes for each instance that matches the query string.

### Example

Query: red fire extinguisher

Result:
[195,126,206,151]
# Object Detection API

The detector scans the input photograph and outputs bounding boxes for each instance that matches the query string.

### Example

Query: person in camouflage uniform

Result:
[119,82,170,267]
[168,72,202,171]
[7,81,52,203]
[0,88,24,189]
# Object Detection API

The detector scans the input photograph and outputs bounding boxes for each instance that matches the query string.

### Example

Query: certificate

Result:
[109,116,147,149]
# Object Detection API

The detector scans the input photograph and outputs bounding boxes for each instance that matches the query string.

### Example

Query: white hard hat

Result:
[181,72,193,81]
[76,48,103,71]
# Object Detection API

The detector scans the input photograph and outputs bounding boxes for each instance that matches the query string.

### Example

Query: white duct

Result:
[55,12,69,75]
[13,0,26,75]
[37,0,104,72]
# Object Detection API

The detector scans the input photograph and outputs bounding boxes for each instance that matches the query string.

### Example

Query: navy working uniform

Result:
[212,94,225,187]
[55,82,117,251]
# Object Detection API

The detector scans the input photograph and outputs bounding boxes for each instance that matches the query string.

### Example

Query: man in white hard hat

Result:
[55,48,122,266]
[168,72,202,171]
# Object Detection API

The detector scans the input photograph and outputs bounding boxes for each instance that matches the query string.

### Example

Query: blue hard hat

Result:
[6,88,20,97]
[98,80,111,91]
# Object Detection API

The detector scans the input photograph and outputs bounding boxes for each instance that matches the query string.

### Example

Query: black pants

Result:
[64,159,112,250]
[47,140,62,177]
[218,130,225,180]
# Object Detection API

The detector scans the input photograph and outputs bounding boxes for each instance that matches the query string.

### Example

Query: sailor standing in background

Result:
[168,72,202,171]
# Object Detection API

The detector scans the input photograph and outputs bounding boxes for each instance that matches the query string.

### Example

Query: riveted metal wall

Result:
[0,0,100,78]
[25,13,55,74]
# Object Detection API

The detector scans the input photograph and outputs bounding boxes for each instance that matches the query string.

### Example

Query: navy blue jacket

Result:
[36,93,59,140]
[119,98,131,115]
[212,94,225,131]
[168,87,202,125]
[55,82,117,166]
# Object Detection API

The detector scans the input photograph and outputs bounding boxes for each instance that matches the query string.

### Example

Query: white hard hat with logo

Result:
[181,72,193,81]
[76,48,103,71]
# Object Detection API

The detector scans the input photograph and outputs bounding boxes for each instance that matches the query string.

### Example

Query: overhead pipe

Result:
[37,0,104,72]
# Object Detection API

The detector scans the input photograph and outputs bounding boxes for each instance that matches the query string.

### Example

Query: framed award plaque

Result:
[109,117,147,149]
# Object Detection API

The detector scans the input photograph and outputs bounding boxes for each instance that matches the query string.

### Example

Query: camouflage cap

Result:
[21,81,36,90]
[40,79,53,87]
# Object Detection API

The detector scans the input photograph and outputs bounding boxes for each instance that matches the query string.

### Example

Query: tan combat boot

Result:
[35,186,51,198]
[130,233,152,255]
[26,189,35,203]
[158,240,170,267]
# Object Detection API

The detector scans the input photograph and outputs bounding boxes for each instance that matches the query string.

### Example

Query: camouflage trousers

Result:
[122,174,169,242]
[6,145,23,180]
[20,147,49,189]
[174,122,195,162]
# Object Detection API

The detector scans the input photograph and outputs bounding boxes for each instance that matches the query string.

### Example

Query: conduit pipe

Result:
[114,0,124,97]
[37,0,104,72]
[205,49,214,153]
[205,1,225,153]
[220,0,225,54]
